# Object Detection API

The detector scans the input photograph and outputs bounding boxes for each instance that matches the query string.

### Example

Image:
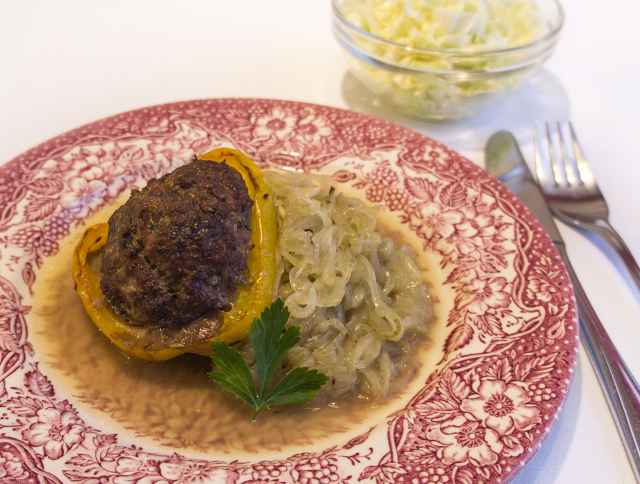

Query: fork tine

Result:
[569,122,595,187]
[545,122,563,186]
[557,122,579,186]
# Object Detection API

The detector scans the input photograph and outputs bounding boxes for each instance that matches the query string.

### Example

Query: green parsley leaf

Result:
[208,342,258,408]
[249,298,298,397]
[208,298,327,418]
[265,367,329,407]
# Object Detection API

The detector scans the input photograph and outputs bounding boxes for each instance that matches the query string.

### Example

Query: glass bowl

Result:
[332,0,564,120]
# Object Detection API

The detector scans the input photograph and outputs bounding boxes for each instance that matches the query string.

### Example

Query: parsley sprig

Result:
[208,299,328,418]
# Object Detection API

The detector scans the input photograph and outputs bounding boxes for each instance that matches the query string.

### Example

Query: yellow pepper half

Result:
[72,148,277,361]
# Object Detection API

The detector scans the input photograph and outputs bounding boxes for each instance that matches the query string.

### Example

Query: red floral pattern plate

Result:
[0,99,576,483]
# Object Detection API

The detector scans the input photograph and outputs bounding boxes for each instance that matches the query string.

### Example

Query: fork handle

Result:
[571,219,640,291]
[558,244,640,483]
[588,219,640,292]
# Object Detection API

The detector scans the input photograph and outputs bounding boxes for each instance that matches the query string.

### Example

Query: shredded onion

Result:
[264,170,433,399]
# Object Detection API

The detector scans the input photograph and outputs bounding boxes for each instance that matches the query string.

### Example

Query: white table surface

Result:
[1,2,639,482]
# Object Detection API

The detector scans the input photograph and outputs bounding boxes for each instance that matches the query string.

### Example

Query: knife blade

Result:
[485,130,640,483]
[485,131,563,246]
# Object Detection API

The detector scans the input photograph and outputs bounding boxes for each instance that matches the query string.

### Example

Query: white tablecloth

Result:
[1,2,638,482]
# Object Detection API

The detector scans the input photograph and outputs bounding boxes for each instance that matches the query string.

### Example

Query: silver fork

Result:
[534,121,640,293]
[533,124,640,482]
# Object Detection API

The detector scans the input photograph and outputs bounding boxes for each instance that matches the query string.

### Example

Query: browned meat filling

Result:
[100,160,252,327]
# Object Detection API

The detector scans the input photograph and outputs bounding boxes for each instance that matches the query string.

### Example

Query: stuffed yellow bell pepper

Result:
[72,148,277,361]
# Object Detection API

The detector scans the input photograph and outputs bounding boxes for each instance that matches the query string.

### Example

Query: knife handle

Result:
[558,245,640,482]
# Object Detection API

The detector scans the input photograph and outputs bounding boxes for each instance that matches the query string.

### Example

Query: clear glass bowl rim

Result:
[332,0,565,58]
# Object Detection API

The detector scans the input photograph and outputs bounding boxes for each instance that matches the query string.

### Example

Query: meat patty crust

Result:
[100,159,252,327]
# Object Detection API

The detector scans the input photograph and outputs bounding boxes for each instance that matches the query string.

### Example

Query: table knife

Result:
[485,131,640,483]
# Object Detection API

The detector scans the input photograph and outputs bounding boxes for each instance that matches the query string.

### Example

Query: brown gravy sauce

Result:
[31,201,436,456]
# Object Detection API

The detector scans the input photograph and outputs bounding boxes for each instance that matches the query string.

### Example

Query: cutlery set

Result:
[485,126,640,482]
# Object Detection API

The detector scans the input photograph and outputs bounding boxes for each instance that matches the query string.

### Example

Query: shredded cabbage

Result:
[344,0,543,53]
[339,0,545,118]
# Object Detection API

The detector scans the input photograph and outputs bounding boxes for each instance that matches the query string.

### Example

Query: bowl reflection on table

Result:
[332,0,565,120]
